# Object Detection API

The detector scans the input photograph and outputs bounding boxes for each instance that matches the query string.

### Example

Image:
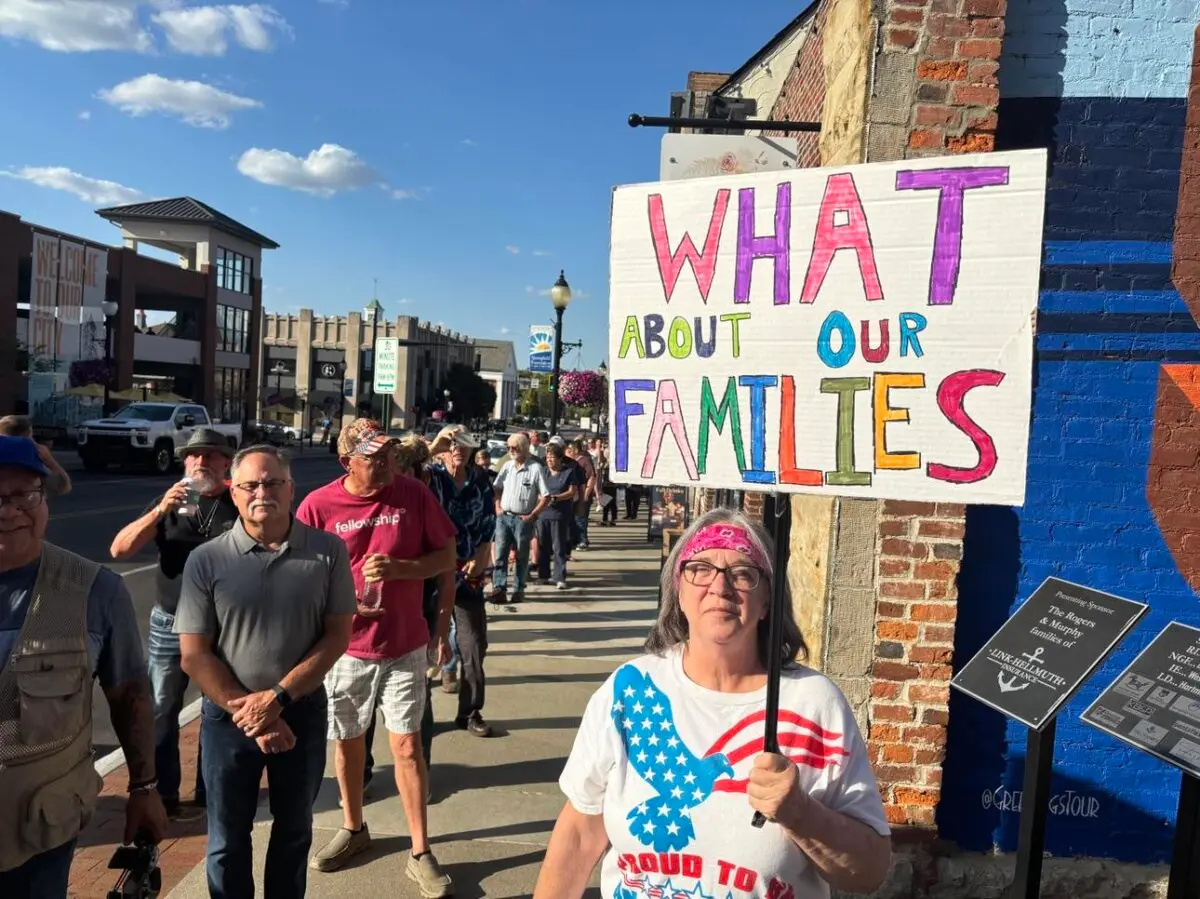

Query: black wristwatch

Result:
[271,684,292,708]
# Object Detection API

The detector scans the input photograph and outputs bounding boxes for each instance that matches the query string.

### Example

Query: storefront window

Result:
[213,366,246,423]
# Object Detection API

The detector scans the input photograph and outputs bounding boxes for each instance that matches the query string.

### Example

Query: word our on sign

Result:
[951,577,1147,730]
[1083,622,1200,779]
[606,148,1048,506]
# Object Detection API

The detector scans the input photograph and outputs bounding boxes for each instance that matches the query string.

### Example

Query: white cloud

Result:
[524,285,535,295]
[237,143,376,196]
[505,245,520,255]
[397,298,412,305]
[152,3,290,56]
[0,166,144,205]
[380,184,427,201]
[532,249,551,256]
[0,0,153,52]
[460,138,476,146]
[499,326,510,335]
[98,73,261,129]
[78,109,91,120]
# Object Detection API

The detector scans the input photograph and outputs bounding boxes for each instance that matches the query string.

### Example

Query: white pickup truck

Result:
[76,402,242,474]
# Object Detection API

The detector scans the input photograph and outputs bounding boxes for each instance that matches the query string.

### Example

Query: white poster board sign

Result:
[607,149,1047,506]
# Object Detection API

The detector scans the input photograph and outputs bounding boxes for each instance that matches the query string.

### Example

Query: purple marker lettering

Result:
[735,183,791,305]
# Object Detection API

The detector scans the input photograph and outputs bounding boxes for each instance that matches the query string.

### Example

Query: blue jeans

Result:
[575,500,592,547]
[201,691,328,899]
[0,837,75,897]
[492,513,533,593]
[148,606,204,804]
[442,614,460,674]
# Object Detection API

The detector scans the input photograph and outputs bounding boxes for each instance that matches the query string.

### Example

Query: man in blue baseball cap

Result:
[0,436,166,896]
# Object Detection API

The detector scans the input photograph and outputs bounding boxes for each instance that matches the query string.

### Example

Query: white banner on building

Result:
[607,148,1047,507]
[29,232,58,364]
[83,246,108,308]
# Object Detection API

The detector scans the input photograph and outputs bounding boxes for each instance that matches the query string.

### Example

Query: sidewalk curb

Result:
[95,698,202,777]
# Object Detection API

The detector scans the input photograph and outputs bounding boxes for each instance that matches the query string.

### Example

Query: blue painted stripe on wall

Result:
[1036,332,1200,353]
[1038,290,1189,315]
[1044,242,1173,266]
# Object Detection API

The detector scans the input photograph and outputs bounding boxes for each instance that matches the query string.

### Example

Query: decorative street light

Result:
[548,270,572,436]
[100,299,119,417]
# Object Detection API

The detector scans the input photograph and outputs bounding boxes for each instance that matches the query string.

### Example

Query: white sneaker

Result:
[556,581,568,590]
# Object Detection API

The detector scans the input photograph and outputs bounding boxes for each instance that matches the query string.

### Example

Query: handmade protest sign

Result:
[607,149,1047,506]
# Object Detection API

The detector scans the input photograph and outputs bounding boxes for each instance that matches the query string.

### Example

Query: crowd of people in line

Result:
[0,413,893,899]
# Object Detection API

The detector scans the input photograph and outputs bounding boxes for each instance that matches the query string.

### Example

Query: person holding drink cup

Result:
[296,419,459,895]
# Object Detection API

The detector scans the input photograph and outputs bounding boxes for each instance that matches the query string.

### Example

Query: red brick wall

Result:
[867,0,1008,832]
[766,1,828,166]
[873,500,965,827]
[891,0,1006,155]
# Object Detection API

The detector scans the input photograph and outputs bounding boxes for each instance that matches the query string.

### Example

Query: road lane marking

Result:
[119,563,158,577]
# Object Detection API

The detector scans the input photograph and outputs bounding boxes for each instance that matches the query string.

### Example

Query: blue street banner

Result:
[529,325,554,373]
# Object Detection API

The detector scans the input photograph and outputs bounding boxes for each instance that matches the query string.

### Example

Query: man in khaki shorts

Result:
[296,419,457,896]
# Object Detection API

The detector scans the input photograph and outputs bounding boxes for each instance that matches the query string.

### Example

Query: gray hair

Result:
[645,507,808,667]
[507,433,530,452]
[230,443,293,480]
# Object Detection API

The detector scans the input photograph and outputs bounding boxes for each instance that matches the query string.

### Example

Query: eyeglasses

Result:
[507,446,521,452]
[680,560,765,592]
[234,478,290,494]
[0,488,44,511]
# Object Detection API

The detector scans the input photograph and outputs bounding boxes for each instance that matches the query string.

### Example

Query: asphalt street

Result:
[46,452,349,757]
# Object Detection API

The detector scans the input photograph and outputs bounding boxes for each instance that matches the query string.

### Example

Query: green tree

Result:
[441,363,497,423]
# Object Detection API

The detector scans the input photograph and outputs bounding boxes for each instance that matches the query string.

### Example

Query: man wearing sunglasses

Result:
[0,436,166,897]
[297,419,458,897]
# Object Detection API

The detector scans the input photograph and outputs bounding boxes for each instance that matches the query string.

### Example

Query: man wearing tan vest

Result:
[0,436,166,896]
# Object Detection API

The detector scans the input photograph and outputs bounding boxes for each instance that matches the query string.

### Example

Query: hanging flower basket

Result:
[558,370,606,407]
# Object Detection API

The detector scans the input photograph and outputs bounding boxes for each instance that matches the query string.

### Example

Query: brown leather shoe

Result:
[441,670,459,693]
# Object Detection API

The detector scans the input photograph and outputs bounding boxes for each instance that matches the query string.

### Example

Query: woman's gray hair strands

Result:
[644,506,808,667]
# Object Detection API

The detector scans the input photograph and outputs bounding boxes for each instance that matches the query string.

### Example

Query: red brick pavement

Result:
[69,720,208,899]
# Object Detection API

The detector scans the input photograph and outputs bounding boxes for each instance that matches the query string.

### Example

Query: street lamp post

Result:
[548,270,572,436]
[328,359,346,454]
[100,300,119,417]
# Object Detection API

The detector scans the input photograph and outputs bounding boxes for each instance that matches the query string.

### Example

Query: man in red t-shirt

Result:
[296,419,457,896]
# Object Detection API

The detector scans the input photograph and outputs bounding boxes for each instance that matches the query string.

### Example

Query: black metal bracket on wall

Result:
[627,114,822,134]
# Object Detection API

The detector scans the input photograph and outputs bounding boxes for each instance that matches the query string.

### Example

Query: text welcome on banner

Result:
[607,149,1047,507]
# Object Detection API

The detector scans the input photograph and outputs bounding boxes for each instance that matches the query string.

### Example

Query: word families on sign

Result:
[952,578,1147,730]
[1083,622,1200,779]
[607,149,1048,505]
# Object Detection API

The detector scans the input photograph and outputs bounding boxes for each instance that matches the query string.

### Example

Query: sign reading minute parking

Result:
[952,577,1147,730]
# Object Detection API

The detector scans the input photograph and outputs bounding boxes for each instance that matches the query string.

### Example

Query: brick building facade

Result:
[672,0,1199,892]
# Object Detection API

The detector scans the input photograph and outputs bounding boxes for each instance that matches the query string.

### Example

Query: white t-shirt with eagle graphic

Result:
[559,647,890,899]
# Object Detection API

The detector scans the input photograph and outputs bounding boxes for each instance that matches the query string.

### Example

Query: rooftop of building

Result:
[472,339,516,372]
[96,196,280,250]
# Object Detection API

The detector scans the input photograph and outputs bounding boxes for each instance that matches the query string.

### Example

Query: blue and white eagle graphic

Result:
[610,665,734,854]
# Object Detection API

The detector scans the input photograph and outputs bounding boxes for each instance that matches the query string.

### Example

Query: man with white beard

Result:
[110,428,240,820]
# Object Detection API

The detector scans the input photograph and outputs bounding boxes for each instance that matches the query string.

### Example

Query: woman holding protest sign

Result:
[533,508,891,899]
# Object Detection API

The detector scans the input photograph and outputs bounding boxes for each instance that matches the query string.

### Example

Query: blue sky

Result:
[0,0,804,369]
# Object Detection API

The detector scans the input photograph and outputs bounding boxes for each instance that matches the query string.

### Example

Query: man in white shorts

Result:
[296,419,458,896]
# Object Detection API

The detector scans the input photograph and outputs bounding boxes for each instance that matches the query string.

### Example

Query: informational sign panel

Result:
[647,486,690,540]
[529,325,554,373]
[952,577,1147,730]
[607,148,1048,506]
[1083,622,1200,779]
[373,337,398,394]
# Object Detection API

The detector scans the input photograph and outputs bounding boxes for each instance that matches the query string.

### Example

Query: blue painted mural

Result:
[938,0,1199,864]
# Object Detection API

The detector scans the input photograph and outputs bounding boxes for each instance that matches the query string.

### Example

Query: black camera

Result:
[106,837,161,899]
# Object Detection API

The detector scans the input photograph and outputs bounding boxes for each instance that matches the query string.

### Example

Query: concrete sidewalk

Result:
[71,518,661,899]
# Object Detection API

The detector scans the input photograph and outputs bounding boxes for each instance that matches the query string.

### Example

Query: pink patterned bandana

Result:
[676,524,771,586]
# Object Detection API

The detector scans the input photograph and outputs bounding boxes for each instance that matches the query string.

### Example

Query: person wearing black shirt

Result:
[109,428,240,820]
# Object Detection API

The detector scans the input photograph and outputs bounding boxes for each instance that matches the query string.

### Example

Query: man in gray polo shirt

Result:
[175,445,356,899]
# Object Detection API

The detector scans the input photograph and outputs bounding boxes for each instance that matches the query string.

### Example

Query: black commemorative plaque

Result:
[952,577,1147,730]
[1082,622,1200,779]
